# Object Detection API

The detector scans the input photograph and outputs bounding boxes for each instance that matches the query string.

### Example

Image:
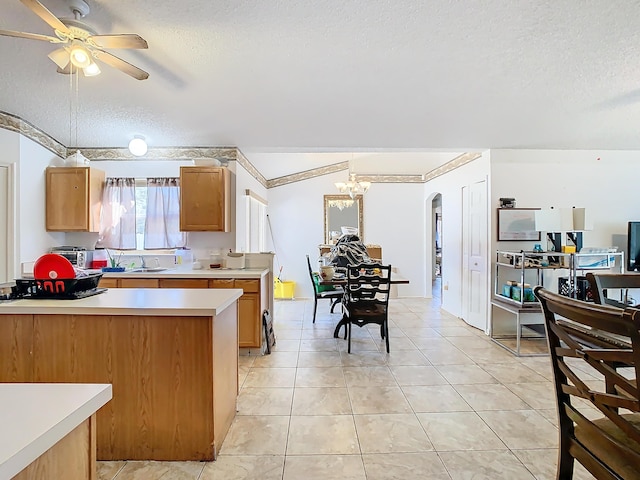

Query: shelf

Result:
[492,249,625,357]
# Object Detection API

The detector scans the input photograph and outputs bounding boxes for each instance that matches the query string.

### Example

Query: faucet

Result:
[139,256,147,268]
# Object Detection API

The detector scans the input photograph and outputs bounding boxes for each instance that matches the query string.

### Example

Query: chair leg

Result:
[330,297,339,313]
[347,321,352,354]
[384,320,390,353]
[313,297,318,323]
[556,430,575,479]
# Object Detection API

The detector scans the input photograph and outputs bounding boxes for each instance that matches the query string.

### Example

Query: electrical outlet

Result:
[444,283,449,291]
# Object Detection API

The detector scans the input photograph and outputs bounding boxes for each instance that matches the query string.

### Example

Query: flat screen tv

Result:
[628,222,640,271]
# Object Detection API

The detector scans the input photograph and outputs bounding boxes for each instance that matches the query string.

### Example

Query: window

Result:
[98,177,185,251]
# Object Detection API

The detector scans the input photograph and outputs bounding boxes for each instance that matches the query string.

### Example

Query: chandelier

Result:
[335,173,371,199]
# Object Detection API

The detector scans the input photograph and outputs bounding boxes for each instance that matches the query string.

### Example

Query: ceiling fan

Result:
[0,0,149,80]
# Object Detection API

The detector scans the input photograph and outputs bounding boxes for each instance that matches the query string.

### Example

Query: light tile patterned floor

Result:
[98,292,597,480]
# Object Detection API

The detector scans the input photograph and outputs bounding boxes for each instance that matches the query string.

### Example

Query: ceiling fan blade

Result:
[88,34,148,50]
[93,49,149,80]
[0,29,61,43]
[20,0,71,35]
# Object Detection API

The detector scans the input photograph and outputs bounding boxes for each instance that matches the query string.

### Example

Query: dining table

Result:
[320,274,410,338]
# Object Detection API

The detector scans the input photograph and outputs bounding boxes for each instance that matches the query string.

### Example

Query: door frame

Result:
[0,162,17,282]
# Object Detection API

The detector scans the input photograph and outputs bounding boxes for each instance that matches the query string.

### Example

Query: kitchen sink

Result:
[127,267,169,273]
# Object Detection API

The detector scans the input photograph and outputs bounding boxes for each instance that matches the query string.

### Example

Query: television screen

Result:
[628,222,640,271]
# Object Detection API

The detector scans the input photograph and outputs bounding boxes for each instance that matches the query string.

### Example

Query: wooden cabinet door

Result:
[99,278,120,288]
[46,167,104,232]
[0,314,33,382]
[209,279,235,289]
[119,279,159,288]
[160,279,210,289]
[238,294,260,348]
[179,167,229,232]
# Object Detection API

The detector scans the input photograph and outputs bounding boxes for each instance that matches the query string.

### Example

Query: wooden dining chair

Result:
[341,263,392,353]
[586,272,640,309]
[534,286,640,479]
[306,255,344,323]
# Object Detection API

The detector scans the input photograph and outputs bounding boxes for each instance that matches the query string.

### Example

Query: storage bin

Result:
[274,279,295,299]
[558,276,592,301]
[511,285,535,302]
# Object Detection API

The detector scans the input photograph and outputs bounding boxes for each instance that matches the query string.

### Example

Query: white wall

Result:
[267,170,426,298]
[422,152,491,318]
[17,134,65,269]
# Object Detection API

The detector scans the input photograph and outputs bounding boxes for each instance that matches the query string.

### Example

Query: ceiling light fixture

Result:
[69,41,92,68]
[335,154,371,199]
[83,61,100,77]
[128,136,148,156]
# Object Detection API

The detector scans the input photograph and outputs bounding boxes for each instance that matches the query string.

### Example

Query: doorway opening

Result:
[432,193,442,296]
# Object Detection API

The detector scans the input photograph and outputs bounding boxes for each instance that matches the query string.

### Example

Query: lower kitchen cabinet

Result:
[99,276,266,349]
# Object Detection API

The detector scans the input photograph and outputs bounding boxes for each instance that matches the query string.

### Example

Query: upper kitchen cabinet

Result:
[180,166,230,232]
[46,167,105,232]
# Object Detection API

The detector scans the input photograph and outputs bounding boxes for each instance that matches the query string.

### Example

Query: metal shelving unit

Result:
[491,250,624,356]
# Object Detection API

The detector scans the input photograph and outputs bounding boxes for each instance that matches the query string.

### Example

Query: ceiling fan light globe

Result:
[47,47,69,69]
[83,61,100,76]
[69,43,91,68]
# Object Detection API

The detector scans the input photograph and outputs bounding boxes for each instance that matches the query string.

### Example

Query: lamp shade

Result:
[571,207,593,231]
[535,209,563,232]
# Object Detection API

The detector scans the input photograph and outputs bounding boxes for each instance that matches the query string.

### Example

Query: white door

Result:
[0,165,9,284]
[462,180,488,330]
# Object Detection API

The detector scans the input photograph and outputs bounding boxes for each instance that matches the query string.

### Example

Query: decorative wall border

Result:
[237,149,267,188]
[423,152,483,182]
[267,161,349,188]
[0,111,66,158]
[78,146,236,164]
[1,111,482,187]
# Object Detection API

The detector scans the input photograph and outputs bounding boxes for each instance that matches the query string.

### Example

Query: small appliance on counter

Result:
[225,252,246,269]
[49,246,94,269]
[11,254,106,300]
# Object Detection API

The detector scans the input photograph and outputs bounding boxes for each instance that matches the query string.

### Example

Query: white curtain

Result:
[144,178,186,249]
[97,178,136,249]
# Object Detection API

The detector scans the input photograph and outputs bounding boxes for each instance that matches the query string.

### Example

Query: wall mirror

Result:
[324,194,364,244]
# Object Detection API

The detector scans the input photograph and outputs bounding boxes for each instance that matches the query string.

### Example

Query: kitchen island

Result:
[0,288,242,461]
[1,383,112,480]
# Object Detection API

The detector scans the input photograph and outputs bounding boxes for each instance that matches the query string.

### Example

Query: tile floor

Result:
[97,290,598,480]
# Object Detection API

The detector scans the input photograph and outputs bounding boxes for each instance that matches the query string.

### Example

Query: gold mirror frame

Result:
[324,194,364,244]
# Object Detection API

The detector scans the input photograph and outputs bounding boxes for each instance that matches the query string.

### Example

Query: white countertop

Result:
[100,266,269,279]
[0,288,243,316]
[0,383,112,480]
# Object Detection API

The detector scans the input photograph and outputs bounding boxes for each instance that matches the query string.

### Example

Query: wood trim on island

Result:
[0,297,239,461]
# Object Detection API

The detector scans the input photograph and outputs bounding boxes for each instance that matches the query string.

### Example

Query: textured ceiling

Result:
[1,0,640,177]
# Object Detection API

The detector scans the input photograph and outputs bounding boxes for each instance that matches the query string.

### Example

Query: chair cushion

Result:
[312,272,336,292]
[575,413,640,478]
[318,287,344,298]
